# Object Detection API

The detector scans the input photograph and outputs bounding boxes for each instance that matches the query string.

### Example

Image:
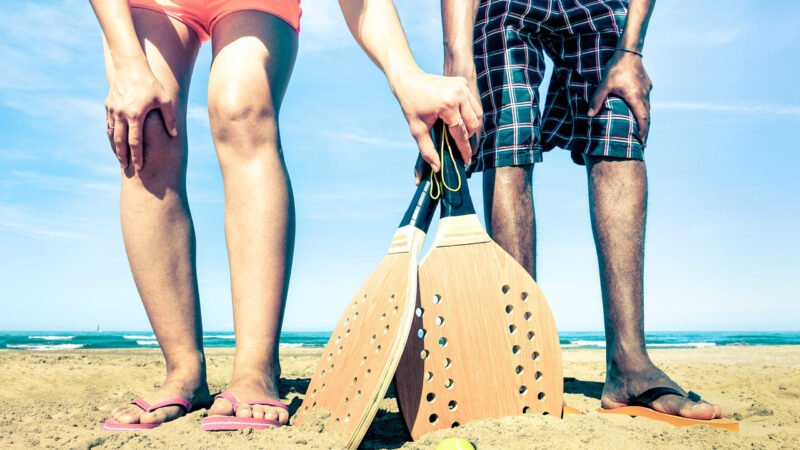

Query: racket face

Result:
[294,228,425,449]
[396,237,563,440]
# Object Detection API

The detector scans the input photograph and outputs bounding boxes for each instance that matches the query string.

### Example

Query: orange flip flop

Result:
[598,387,739,431]
[563,403,581,416]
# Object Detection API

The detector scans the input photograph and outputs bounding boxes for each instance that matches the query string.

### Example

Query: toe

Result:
[116,406,142,424]
[264,408,279,422]
[277,408,289,424]
[713,403,724,419]
[678,398,717,420]
[140,406,181,425]
[236,406,253,418]
[251,406,265,420]
[207,397,234,417]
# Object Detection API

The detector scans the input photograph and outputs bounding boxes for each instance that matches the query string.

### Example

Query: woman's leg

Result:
[104,9,210,425]
[205,12,297,424]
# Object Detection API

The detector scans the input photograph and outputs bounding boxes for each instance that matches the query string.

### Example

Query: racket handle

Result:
[432,120,476,218]
[398,154,439,233]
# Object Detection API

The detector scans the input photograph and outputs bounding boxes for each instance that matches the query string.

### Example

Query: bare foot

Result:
[601,361,723,420]
[109,367,211,426]
[207,371,289,425]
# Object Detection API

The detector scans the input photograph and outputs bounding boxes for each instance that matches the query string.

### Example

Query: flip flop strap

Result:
[215,391,288,412]
[131,396,192,413]
[240,400,289,411]
[632,387,702,406]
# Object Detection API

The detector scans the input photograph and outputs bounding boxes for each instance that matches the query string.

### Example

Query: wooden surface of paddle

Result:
[395,122,563,440]
[294,161,438,450]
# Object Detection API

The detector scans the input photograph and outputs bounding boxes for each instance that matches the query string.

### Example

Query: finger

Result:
[414,153,425,185]
[159,97,178,137]
[439,109,472,165]
[113,119,129,170]
[469,133,479,157]
[414,130,441,173]
[588,83,610,117]
[631,97,651,142]
[106,116,117,156]
[128,116,144,170]
[459,99,482,139]
[467,85,483,122]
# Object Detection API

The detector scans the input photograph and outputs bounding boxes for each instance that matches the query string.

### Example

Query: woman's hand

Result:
[105,69,177,170]
[391,69,482,173]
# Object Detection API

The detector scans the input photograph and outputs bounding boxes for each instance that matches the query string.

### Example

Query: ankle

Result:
[164,351,206,380]
[606,346,652,374]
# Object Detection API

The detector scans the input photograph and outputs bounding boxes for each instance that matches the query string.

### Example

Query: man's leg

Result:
[586,156,722,419]
[106,10,210,425]
[205,11,297,425]
[483,165,537,278]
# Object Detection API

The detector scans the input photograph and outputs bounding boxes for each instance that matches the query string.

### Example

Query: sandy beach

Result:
[0,345,797,449]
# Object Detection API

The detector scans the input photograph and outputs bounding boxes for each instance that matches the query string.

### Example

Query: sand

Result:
[0,346,797,449]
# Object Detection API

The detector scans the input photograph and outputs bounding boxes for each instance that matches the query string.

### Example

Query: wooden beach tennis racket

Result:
[395,121,564,439]
[293,158,439,449]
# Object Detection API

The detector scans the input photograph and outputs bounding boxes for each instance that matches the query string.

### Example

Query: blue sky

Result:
[0,0,798,332]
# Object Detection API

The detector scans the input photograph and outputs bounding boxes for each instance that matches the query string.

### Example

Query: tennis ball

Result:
[435,437,475,450]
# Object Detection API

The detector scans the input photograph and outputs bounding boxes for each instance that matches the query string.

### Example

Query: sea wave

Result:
[123,335,155,340]
[561,340,606,348]
[7,344,85,351]
[204,335,236,339]
[28,336,74,340]
[136,340,159,346]
[649,342,716,348]
[560,340,717,349]
[280,343,304,348]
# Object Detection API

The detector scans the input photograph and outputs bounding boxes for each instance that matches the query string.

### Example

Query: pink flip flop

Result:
[201,391,288,431]
[102,397,193,432]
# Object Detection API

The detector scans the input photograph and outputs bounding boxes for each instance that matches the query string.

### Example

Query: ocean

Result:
[1,331,798,351]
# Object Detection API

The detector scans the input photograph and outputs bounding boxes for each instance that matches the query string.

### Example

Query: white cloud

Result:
[653,101,800,116]
[705,28,743,46]
[321,130,415,150]
[8,170,117,197]
[298,0,353,53]
[187,104,210,123]
[0,0,100,91]
[0,203,98,240]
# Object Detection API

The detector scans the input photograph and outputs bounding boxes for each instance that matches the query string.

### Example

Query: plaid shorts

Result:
[470,0,645,171]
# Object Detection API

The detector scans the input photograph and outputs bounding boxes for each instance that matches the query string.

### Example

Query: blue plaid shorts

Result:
[470,0,645,171]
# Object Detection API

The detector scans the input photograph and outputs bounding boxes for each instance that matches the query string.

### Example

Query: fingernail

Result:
[587,108,595,116]
[171,128,178,136]
[135,163,142,170]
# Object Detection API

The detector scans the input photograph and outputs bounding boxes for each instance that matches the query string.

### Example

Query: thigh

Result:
[102,8,201,180]
[473,0,546,172]
[103,8,200,115]
[208,11,298,119]
[539,1,643,162]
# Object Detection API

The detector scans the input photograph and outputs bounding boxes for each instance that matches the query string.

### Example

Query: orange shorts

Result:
[128,0,301,41]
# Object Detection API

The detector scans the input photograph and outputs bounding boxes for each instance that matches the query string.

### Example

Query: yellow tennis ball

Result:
[435,437,475,450]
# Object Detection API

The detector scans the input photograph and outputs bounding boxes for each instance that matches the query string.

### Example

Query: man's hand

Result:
[391,69,482,173]
[588,51,652,142]
[105,69,177,171]
[445,58,482,152]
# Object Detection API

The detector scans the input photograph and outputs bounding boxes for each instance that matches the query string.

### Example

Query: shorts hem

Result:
[468,147,543,173]
[129,4,207,41]
[209,6,301,36]
[547,142,645,163]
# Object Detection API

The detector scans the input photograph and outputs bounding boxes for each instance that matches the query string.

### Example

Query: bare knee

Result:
[483,165,536,276]
[209,88,279,164]
[123,110,186,195]
[485,165,533,208]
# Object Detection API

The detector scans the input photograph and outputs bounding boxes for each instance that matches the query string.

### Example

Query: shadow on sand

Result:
[284,377,602,449]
